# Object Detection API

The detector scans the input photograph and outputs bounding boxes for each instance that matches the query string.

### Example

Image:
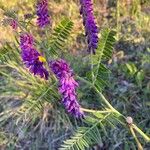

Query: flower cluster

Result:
[50,59,84,118]
[10,19,18,30]
[80,0,98,54]
[20,33,49,79]
[24,13,33,19]
[36,0,51,28]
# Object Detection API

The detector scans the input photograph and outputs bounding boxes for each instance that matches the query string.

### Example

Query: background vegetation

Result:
[0,0,150,149]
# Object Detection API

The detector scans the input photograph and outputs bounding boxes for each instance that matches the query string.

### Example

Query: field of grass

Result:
[0,0,150,149]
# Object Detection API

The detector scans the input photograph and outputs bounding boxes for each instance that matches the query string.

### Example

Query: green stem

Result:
[94,87,120,114]
[77,76,121,115]
[116,0,120,40]
[130,125,143,150]
[132,124,150,142]
[77,75,150,143]
[90,52,94,81]
[77,76,93,87]
[81,108,113,114]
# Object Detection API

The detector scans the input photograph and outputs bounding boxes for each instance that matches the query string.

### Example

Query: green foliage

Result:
[60,114,111,150]
[0,18,74,126]
[59,112,122,150]
[96,28,116,61]
[59,127,99,150]
[93,64,111,91]
[0,42,20,63]
[125,62,138,76]
[0,17,75,148]
[87,28,116,90]
[47,18,74,56]
[136,69,145,87]
[141,48,150,69]
[122,62,145,87]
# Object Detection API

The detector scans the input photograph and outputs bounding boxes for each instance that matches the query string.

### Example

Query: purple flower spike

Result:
[20,33,34,48]
[20,33,49,80]
[36,0,51,28]
[50,59,84,118]
[80,0,98,54]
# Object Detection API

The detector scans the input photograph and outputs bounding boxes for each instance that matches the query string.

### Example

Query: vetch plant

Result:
[50,59,84,118]
[20,33,49,79]
[79,0,98,54]
[9,19,18,30]
[0,0,150,149]
[36,0,51,28]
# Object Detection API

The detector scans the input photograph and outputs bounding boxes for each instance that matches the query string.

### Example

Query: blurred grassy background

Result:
[0,0,150,51]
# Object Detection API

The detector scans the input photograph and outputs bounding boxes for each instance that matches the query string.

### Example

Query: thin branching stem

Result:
[129,125,143,150]
[77,75,150,144]
[81,108,113,113]
[132,124,150,142]
[77,76,120,115]
[90,51,94,81]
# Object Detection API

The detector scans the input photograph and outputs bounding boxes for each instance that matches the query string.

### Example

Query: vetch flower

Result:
[20,33,34,48]
[50,59,84,118]
[10,19,18,30]
[80,0,98,54]
[36,0,51,28]
[20,33,49,79]
[24,13,33,19]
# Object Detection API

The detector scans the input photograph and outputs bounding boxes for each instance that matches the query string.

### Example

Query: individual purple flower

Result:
[80,0,98,54]
[20,33,34,48]
[24,13,33,19]
[20,33,49,79]
[36,0,51,28]
[50,59,84,118]
[9,19,18,30]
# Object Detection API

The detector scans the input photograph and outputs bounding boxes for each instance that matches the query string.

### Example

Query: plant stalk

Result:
[77,76,150,143]
[81,108,113,114]
[77,76,121,115]
[129,125,143,150]
[132,124,150,142]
